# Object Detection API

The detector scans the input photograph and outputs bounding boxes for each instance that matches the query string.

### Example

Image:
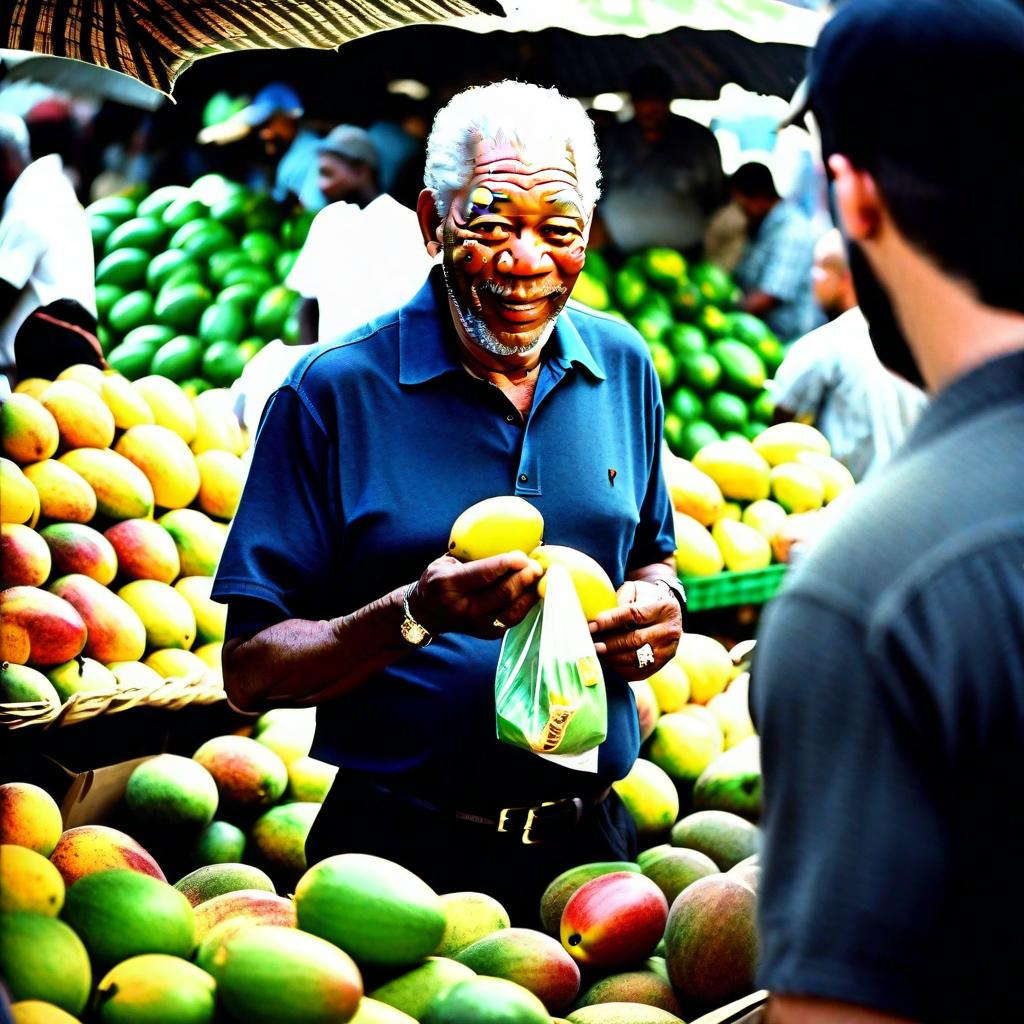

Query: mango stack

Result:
[0,365,249,711]
[666,421,856,577]
[0,698,763,1023]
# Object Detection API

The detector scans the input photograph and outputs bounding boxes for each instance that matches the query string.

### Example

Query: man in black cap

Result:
[751,1,1024,1021]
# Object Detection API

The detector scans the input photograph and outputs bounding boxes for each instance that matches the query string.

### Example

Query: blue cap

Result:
[237,83,303,127]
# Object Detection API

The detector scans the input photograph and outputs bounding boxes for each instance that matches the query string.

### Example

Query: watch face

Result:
[401,618,430,646]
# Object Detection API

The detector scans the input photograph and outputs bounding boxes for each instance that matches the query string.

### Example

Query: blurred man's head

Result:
[812,229,856,320]
[316,126,379,205]
[234,84,304,157]
[730,162,779,228]
[628,66,674,136]
[804,0,1024,385]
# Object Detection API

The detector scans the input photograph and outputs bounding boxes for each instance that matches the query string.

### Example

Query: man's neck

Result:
[885,234,1024,393]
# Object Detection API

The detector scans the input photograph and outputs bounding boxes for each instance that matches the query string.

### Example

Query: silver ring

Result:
[493,618,508,630]
[636,643,655,668]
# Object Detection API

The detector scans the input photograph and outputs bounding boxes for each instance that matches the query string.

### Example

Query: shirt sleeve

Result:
[212,384,341,620]
[0,212,44,290]
[755,218,813,303]
[750,561,1010,1020]
[768,331,835,417]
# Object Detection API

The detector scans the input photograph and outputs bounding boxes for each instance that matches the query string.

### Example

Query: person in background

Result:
[0,114,95,389]
[230,125,432,431]
[752,1,1024,1021]
[213,80,684,925]
[769,230,927,480]
[14,299,105,381]
[599,65,726,258]
[198,83,324,211]
[731,161,816,342]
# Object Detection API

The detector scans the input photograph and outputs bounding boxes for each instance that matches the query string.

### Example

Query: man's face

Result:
[439,139,590,362]
[258,113,298,157]
[812,255,846,319]
[732,189,771,228]
[633,96,670,134]
[318,153,363,204]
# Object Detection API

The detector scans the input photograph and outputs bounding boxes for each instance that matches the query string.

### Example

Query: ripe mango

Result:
[573,971,684,1019]
[0,662,61,706]
[612,758,680,837]
[191,389,246,456]
[194,735,288,807]
[251,801,320,875]
[133,375,197,443]
[118,579,197,650]
[174,575,227,645]
[795,450,856,503]
[753,421,830,466]
[193,641,223,670]
[38,380,115,451]
[649,706,724,782]
[45,657,118,702]
[13,376,51,399]
[539,862,642,938]
[22,459,97,524]
[435,892,510,958]
[1,393,59,464]
[673,634,733,705]
[195,449,244,520]
[1,458,40,525]
[741,498,788,541]
[448,495,544,561]
[145,647,211,681]
[192,889,296,945]
[50,824,166,886]
[0,844,65,916]
[672,512,724,578]
[39,523,118,585]
[529,545,617,621]
[692,440,770,502]
[59,447,155,521]
[105,518,181,583]
[770,462,825,513]
[106,660,165,691]
[49,574,147,663]
[100,371,155,429]
[663,454,724,527]
[645,660,690,713]
[158,508,226,577]
[173,863,275,908]
[0,587,87,666]
[93,954,216,1024]
[1,523,52,588]
[711,518,771,573]
[55,363,105,392]
[0,781,64,856]
[114,424,201,510]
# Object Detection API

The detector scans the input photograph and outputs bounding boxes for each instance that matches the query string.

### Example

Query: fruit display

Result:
[88,177,311,393]
[572,248,784,459]
[0,634,762,1022]
[1,364,249,720]
[666,421,855,580]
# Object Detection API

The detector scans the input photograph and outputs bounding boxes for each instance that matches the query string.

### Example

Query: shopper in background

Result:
[599,65,726,258]
[230,125,432,431]
[14,300,105,381]
[752,1,1024,1021]
[730,161,816,342]
[198,83,324,212]
[769,230,927,481]
[0,113,95,390]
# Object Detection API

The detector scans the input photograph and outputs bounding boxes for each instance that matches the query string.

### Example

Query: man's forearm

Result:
[627,557,678,586]
[223,585,412,712]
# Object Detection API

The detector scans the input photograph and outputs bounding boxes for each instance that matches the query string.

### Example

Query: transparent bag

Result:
[494,563,607,760]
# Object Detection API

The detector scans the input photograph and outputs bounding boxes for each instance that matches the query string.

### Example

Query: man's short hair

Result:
[730,162,778,200]
[807,0,1024,314]
[628,65,674,102]
[423,81,602,219]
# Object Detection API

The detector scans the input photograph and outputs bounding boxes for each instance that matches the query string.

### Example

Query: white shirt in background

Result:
[231,194,432,431]
[770,306,929,481]
[0,154,96,370]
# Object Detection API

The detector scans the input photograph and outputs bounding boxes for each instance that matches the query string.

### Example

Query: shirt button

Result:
[506,414,515,423]
[519,473,528,483]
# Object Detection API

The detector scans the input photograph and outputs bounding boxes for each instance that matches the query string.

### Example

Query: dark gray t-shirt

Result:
[751,349,1024,1022]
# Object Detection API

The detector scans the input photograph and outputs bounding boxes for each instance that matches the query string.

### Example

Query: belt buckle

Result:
[522,801,558,845]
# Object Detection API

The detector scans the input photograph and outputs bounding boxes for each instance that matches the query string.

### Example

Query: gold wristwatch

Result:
[400,583,433,647]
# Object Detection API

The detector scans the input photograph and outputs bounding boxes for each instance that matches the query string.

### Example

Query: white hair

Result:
[424,80,601,218]
[0,113,30,163]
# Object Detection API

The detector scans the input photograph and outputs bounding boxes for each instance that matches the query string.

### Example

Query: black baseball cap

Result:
[785,0,1024,181]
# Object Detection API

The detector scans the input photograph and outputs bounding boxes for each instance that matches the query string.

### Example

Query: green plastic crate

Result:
[680,564,788,612]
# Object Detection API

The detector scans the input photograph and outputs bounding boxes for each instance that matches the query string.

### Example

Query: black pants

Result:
[305,778,638,928]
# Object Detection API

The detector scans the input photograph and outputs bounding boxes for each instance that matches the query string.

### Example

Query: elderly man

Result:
[214,81,684,923]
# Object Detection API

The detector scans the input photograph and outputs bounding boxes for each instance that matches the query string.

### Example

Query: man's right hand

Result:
[410,552,544,640]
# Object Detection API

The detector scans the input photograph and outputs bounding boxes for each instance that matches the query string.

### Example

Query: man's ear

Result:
[416,189,443,256]
[829,154,884,243]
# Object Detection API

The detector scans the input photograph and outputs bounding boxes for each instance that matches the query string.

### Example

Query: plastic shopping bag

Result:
[494,563,608,760]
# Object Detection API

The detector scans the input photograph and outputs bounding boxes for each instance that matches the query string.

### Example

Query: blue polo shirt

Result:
[213,268,676,807]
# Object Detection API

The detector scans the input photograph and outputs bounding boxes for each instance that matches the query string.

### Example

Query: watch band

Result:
[653,576,687,616]
[400,582,433,647]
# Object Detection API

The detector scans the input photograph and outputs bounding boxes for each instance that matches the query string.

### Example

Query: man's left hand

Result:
[589,580,682,681]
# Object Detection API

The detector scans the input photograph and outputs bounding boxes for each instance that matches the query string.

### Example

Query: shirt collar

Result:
[398,266,607,385]
[904,348,1024,450]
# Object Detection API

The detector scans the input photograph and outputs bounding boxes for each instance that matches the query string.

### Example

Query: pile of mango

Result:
[89,175,309,393]
[0,364,247,711]
[667,421,856,577]
[0,684,762,1024]
[572,249,782,458]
